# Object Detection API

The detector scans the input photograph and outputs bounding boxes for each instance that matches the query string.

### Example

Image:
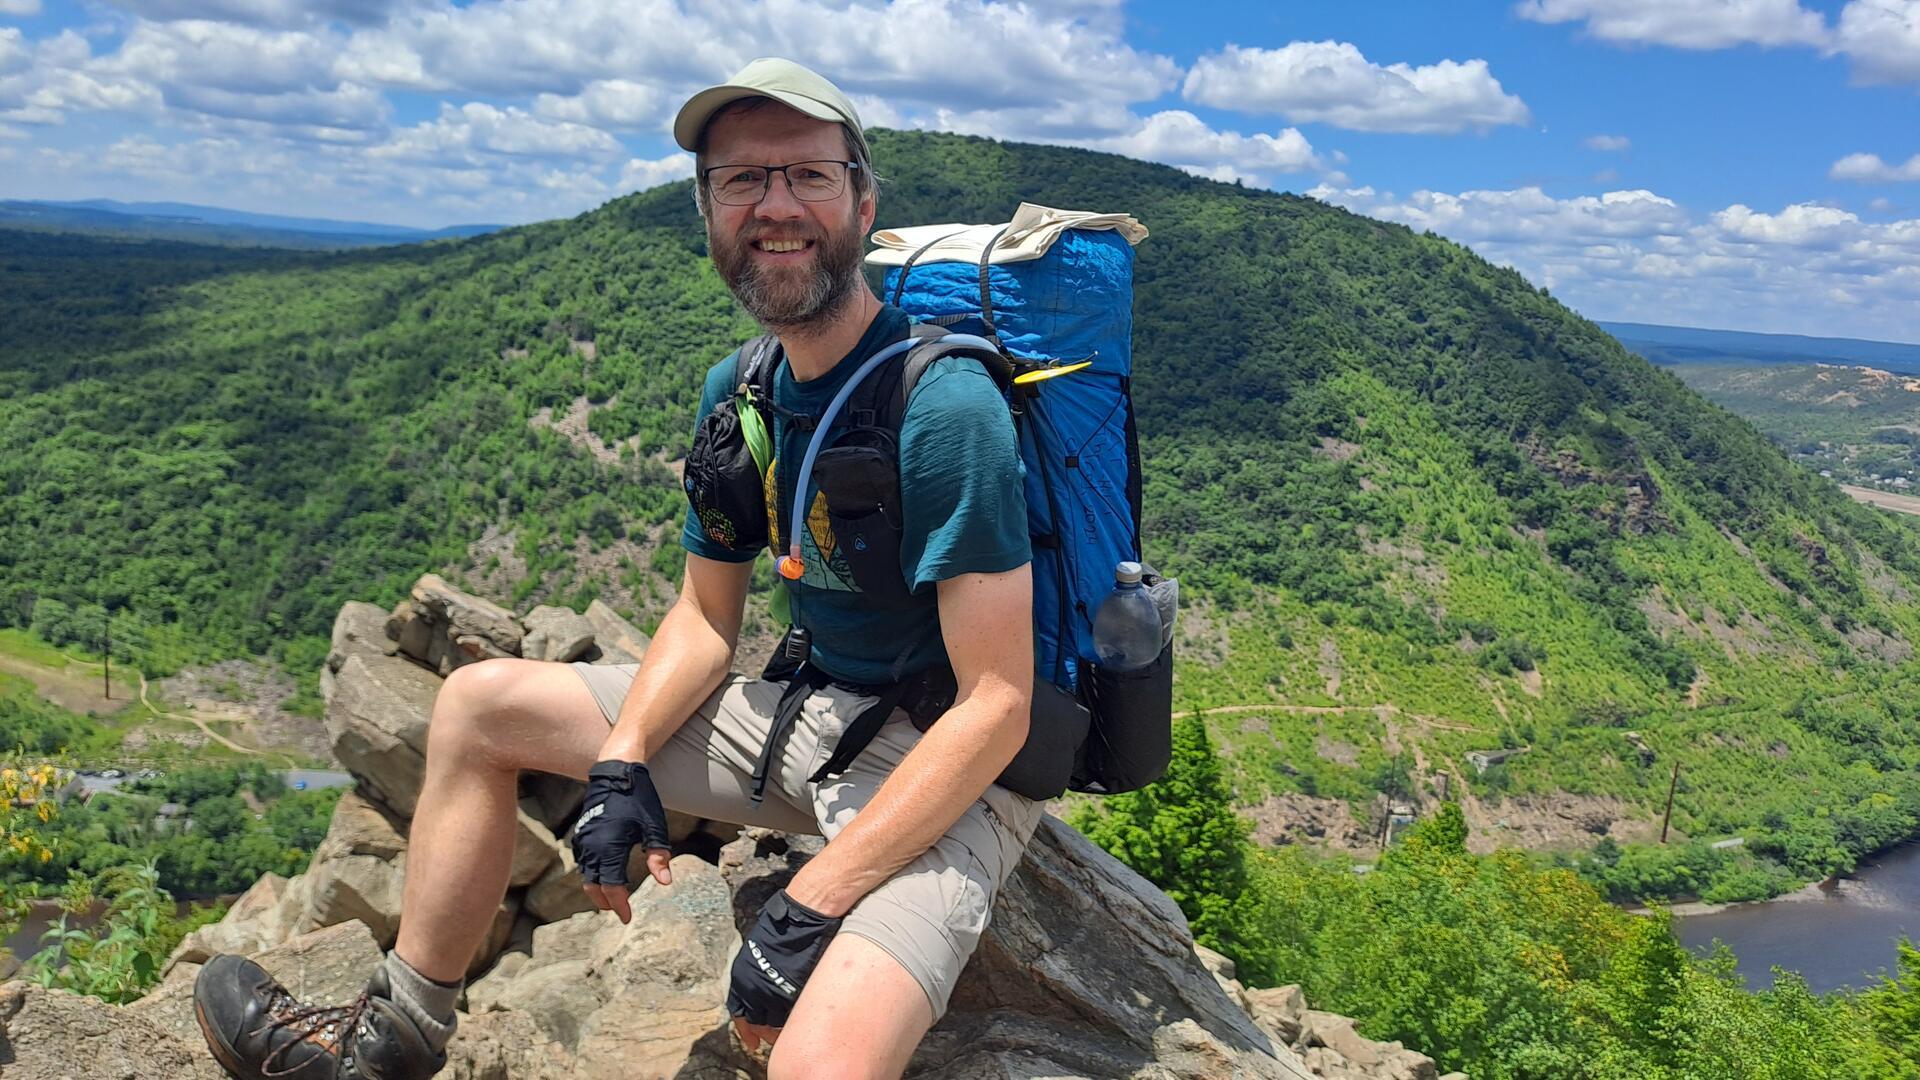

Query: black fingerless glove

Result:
[571,760,672,886]
[725,890,843,1027]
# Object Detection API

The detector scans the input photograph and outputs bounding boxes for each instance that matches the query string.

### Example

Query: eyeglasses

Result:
[702,160,859,206]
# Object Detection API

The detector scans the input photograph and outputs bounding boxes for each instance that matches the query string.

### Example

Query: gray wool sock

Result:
[381,951,461,1054]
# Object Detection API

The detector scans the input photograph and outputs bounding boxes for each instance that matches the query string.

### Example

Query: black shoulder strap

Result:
[887,224,1011,335]
[880,332,1013,431]
[736,333,779,400]
[737,332,819,431]
[890,230,968,307]
[830,326,1011,448]
[974,225,1011,334]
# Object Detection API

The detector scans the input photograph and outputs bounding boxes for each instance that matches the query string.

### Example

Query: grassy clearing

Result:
[0,628,95,671]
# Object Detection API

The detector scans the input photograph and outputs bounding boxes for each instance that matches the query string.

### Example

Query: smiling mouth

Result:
[751,239,813,254]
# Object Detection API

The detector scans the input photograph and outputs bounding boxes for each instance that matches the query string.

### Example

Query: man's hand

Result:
[571,760,674,923]
[726,890,842,1048]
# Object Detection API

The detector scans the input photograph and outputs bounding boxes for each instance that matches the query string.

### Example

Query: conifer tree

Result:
[1073,713,1249,951]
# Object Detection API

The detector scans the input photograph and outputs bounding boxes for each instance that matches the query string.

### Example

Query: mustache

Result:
[738,227,821,245]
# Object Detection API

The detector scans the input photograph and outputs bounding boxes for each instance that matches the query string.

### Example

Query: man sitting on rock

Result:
[193,57,1041,1080]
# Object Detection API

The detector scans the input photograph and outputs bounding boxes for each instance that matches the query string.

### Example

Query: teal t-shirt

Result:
[680,306,1031,684]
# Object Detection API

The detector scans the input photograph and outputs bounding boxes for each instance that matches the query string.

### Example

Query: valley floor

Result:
[1843,484,1920,517]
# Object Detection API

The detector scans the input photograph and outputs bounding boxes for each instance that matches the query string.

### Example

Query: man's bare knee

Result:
[765,935,931,1080]
[426,657,610,778]
[428,658,537,767]
[767,1039,899,1080]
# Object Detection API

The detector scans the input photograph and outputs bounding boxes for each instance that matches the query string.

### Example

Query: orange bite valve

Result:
[778,554,804,579]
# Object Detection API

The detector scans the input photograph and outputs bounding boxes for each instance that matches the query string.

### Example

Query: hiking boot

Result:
[193,953,447,1080]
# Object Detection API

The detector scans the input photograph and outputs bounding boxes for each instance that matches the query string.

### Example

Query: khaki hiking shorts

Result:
[572,663,1044,1020]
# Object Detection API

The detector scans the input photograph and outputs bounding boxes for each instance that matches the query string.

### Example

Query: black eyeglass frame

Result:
[701,160,862,206]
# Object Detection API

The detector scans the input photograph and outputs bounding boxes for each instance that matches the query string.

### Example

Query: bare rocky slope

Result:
[1,576,1454,1080]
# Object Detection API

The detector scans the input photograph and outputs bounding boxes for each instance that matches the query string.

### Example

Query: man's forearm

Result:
[782,683,1029,916]
[596,593,737,763]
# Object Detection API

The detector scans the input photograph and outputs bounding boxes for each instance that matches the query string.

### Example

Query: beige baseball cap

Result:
[673,57,869,161]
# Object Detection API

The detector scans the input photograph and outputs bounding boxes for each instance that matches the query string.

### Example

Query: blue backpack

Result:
[884,226,1145,692]
[884,224,1172,796]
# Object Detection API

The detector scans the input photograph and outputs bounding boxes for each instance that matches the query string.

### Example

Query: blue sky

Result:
[1,0,1916,341]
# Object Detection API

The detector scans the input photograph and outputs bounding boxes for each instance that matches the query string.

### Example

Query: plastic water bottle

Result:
[1093,561,1163,671]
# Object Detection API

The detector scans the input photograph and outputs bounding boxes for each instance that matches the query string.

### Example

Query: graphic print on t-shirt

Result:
[764,455,859,594]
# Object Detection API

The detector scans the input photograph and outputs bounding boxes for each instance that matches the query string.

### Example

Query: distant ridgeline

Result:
[0,198,500,251]
[1602,320,1920,375]
[8,129,1920,897]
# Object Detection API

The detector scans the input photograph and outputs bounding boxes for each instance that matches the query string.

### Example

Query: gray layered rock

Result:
[442,1008,579,1080]
[166,871,291,971]
[463,855,741,1077]
[526,843,599,923]
[523,604,597,663]
[510,806,564,887]
[324,600,398,704]
[521,772,589,832]
[324,652,440,817]
[715,823,1313,1079]
[389,573,524,675]
[584,599,650,664]
[54,815,1449,1080]
[0,980,227,1080]
[287,791,412,947]
[130,920,384,1046]
[1245,984,1307,1045]
[1296,1011,1441,1080]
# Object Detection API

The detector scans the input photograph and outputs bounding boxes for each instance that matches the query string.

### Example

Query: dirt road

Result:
[1842,484,1920,517]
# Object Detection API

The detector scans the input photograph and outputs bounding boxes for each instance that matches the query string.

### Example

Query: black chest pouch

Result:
[813,426,916,609]
[684,397,769,554]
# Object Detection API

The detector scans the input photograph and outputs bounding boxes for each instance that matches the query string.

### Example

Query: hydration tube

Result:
[776,333,1000,580]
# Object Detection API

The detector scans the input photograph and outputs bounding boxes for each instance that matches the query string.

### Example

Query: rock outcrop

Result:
[3,579,1452,1080]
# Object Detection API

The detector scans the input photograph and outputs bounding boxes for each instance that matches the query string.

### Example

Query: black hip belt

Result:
[750,628,1094,804]
[750,640,955,804]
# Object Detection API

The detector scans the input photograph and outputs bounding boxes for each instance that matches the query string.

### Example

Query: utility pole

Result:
[1660,760,1680,844]
[103,609,111,701]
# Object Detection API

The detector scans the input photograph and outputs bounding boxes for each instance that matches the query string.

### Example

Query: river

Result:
[1674,840,1920,993]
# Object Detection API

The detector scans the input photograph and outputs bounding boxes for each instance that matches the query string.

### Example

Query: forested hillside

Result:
[8,129,1920,901]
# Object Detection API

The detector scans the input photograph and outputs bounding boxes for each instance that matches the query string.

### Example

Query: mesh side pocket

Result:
[1074,642,1174,794]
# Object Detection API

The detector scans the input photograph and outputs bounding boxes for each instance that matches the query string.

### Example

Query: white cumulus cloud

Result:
[336,0,1178,112]
[1,29,160,126]
[1096,109,1324,179]
[1585,133,1631,151]
[926,100,1330,186]
[1834,0,1920,83]
[0,0,42,16]
[1312,182,1920,341]
[1515,0,1830,49]
[1514,0,1920,85]
[372,101,621,165]
[1833,152,1920,181]
[532,79,666,132]
[618,152,693,192]
[1183,41,1530,134]
[1712,202,1863,246]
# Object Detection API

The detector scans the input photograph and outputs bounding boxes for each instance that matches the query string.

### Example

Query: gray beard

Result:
[733,257,861,330]
[711,215,866,331]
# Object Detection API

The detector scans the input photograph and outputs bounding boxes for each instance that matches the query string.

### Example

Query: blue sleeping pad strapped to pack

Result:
[883,227,1142,695]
